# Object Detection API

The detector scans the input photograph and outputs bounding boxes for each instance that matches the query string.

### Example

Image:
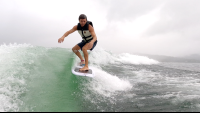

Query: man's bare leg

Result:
[79,46,89,71]
[72,45,85,65]
[80,49,89,71]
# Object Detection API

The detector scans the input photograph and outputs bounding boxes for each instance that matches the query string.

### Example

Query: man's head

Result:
[79,14,87,27]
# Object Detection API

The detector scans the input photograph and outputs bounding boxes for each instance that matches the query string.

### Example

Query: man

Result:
[58,14,98,72]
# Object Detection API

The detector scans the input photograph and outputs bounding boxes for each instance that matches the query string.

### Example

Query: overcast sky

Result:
[1,0,200,57]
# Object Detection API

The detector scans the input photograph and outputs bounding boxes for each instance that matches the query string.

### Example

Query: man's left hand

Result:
[88,41,94,50]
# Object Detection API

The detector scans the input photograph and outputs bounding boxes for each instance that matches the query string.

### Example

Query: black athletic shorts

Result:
[77,40,98,51]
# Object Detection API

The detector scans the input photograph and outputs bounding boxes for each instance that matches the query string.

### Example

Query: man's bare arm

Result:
[58,25,77,43]
[63,25,77,38]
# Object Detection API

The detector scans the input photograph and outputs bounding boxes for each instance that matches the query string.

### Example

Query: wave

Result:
[0,43,35,111]
[89,47,159,65]
[0,43,159,112]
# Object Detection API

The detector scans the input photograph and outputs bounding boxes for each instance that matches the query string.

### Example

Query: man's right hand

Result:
[58,37,65,43]
[58,25,77,43]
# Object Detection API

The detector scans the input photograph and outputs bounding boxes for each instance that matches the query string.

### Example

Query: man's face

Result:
[79,19,87,27]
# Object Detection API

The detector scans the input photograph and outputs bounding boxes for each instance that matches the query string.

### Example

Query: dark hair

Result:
[79,14,87,21]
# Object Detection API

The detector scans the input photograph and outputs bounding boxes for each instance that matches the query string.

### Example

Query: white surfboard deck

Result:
[72,65,95,78]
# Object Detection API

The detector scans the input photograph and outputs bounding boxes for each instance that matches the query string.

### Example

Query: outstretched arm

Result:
[58,25,77,43]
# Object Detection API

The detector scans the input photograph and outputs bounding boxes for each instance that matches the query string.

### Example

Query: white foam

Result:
[130,70,163,85]
[72,47,158,98]
[89,47,119,65]
[0,77,25,112]
[89,47,159,65]
[131,69,200,108]
[0,43,39,112]
[84,67,132,97]
[0,43,32,47]
[117,53,159,65]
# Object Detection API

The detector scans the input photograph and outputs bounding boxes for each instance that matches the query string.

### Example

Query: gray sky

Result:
[1,0,200,57]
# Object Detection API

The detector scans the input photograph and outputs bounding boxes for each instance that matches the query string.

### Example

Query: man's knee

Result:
[72,48,78,53]
[82,47,88,52]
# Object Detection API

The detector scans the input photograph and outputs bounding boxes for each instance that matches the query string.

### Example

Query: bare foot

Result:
[79,66,89,72]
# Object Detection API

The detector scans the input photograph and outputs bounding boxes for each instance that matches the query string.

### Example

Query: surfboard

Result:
[72,65,95,78]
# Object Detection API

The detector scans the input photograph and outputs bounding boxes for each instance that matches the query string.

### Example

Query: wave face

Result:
[1,43,200,112]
